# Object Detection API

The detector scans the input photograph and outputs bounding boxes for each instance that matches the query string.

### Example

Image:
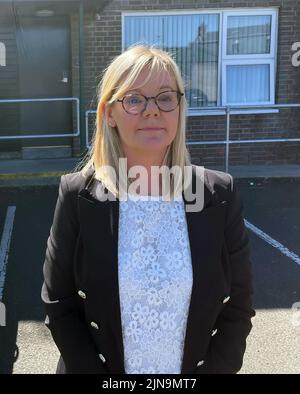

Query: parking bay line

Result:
[0,206,16,300]
[245,219,300,266]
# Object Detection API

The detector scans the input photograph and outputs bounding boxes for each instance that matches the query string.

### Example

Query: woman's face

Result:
[105,67,180,160]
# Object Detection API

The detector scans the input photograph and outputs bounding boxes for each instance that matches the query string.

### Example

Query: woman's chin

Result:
[139,142,169,153]
[138,135,169,147]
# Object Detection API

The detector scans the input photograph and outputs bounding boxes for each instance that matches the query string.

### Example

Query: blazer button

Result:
[222,295,230,304]
[99,353,106,363]
[211,328,218,337]
[197,360,205,367]
[90,321,99,330]
[78,290,86,299]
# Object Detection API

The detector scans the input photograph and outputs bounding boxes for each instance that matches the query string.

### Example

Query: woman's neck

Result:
[124,150,168,196]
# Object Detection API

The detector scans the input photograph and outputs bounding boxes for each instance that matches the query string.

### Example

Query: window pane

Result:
[227,15,271,55]
[124,16,163,48]
[124,14,219,108]
[226,64,270,103]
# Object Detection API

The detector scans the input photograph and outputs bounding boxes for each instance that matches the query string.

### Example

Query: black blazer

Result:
[41,164,255,374]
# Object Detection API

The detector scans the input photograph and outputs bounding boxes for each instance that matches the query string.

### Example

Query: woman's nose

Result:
[142,98,160,116]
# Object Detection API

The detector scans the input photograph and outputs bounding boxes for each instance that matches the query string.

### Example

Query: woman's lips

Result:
[139,128,164,131]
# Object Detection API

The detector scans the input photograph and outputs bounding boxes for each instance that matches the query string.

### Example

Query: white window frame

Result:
[222,9,277,60]
[122,8,279,116]
[222,9,278,109]
[222,59,275,106]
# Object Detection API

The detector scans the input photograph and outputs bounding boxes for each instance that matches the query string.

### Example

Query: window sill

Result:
[187,108,279,116]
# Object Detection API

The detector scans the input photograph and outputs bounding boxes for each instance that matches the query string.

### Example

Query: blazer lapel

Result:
[77,166,228,374]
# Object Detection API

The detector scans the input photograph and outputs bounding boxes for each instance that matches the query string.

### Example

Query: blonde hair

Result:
[76,44,192,198]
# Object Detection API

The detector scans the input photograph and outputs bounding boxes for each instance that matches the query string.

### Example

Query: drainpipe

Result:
[79,0,86,155]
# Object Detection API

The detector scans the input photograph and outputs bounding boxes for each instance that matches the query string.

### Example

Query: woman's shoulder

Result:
[60,166,95,194]
[191,164,233,193]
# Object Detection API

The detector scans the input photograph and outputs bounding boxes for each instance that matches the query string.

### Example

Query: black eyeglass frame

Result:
[116,90,184,115]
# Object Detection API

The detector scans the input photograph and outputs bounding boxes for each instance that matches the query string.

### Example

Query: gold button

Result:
[99,353,106,363]
[90,321,99,330]
[211,328,218,336]
[78,290,86,299]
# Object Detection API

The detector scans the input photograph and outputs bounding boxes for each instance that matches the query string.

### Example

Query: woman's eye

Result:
[129,96,142,104]
[159,94,172,102]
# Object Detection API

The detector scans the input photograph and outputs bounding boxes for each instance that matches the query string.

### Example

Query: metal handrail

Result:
[85,109,96,150]
[0,97,80,140]
[84,103,300,172]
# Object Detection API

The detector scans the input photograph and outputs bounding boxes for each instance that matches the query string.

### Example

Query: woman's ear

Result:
[104,104,116,128]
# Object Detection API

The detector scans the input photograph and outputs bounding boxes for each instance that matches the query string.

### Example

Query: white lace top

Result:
[118,194,193,374]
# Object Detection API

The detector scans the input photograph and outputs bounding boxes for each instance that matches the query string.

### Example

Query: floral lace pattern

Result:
[118,195,193,374]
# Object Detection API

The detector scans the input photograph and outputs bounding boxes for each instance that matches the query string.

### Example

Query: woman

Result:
[41,44,255,374]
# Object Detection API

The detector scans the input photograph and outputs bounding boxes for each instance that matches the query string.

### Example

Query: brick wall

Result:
[70,13,80,157]
[71,0,300,167]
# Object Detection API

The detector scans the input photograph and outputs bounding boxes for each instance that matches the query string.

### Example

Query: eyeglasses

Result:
[116,90,184,115]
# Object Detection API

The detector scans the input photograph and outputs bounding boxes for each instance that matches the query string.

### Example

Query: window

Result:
[122,9,278,114]
[222,10,277,106]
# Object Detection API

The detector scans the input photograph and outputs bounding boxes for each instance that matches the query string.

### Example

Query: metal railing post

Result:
[225,106,231,173]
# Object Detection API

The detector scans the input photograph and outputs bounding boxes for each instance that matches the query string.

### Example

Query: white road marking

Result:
[0,206,16,300]
[245,219,300,266]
